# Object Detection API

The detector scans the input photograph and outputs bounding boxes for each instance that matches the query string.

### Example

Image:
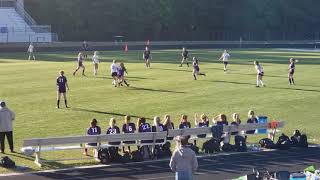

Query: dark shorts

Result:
[58,87,66,93]
[258,72,264,76]
[144,57,150,61]
[78,61,83,67]
[223,61,229,65]
[111,72,118,77]
[194,67,200,72]
[183,57,188,60]
[289,70,295,75]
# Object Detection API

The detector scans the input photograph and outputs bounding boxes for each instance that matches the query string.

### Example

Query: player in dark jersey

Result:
[118,62,130,87]
[231,113,241,135]
[83,119,101,156]
[143,46,151,68]
[106,118,121,146]
[73,52,86,76]
[56,70,69,109]
[194,113,209,144]
[179,115,191,129]
[192,57,206,80]
[152,116,166,143]
[180,47,190,67]
[137,117,152,144]
[122,115,136,152]
[288,58,298,85]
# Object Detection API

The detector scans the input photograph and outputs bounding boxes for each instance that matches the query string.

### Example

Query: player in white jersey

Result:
[110,59,120,87]
[92,51,100,76]
[219,50,230,72]
[254,61,265,87]
[27,43,35,61]
[73,52,86,76]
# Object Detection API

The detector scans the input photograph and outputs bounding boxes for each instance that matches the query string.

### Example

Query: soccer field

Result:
[0,48,320,172]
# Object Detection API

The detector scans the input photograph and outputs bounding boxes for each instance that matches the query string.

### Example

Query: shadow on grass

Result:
[206,80,320,93]
[128,86,186,94]
[152,67,192,72]
[70,108,152,120]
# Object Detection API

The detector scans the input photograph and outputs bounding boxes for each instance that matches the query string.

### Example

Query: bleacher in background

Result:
[0,0,57,43]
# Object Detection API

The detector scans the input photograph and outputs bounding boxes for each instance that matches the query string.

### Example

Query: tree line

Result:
[25,0,320,41]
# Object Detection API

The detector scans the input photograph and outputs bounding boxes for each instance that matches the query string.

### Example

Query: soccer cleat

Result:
[82,152,88,156]
[256,86,260,88]
[56,106,60,109]
[72,72,75,76]
[65,106,70,108]
[10,150,16,153]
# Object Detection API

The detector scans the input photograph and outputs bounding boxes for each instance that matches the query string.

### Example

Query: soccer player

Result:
[288,58,298,85]
[192,57,206,80]
[110,60,120,87]
[194,113,209,128]
[27,42,35,61]
[92,51,100,76]
[179,115,191,129]
[81,41,89,59]
[163,114,175,140]
[73,52,86,76]
[180,47,189,67]
[254,60,265,87]
[143,46,151,68]
[83,119,101,156]
[122,115,136,152]
[56,70,69,109]
[118,62,129,87]
[194,113,210,144]
[106,118,121,146]
[219,50,230,72]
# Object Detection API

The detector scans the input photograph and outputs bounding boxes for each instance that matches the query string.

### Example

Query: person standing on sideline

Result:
[81,41,89,59]
[56,70,69,108]
[27,42,35,61]
[0,101,15,153]
[169,135,198,180]
[219,49,230,72]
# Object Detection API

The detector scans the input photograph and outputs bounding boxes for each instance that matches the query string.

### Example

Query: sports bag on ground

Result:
[131,150,143,162]
[97,148,111,164]
[0,156,16,168]
[259,138,276,149]
[235,135,247,152]
[276,133,292,150]
[202,138,220,153]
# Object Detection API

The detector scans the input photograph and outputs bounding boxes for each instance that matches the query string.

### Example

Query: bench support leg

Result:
[35,147,42,167]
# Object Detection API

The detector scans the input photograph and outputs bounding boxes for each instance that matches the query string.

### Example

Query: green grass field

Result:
[0,48,320,173]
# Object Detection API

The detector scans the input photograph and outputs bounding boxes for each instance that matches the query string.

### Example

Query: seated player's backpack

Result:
[0,156,16,168]
[160,142,172,157]
[259,138,276,149]
[108,147,122,163]
[202,138,221,154]
[188,143,200,154]
[290,130,308,148]
[131,150,143,162]
[221,143,235,152]
[276,133,292,150]
[121,151,132,163]
[235,135,247,152]
[139,146,152,160]
[97,148,111,164]
[274,171,290,180]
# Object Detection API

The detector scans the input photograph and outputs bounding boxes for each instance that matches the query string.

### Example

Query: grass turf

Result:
[0,48,319,173]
